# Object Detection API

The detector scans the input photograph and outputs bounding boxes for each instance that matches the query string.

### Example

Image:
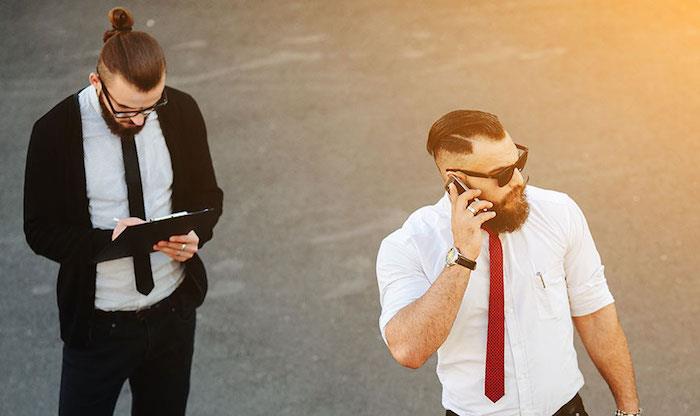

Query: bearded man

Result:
[376,110,641,416]
[23,7,222,415]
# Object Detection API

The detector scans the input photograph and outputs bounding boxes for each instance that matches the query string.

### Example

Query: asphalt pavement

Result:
[1,0,698,414]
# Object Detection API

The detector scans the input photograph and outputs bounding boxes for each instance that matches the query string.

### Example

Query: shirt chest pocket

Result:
[532,261,570,320]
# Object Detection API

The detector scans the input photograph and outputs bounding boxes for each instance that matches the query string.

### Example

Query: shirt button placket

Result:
[505,269,532,414]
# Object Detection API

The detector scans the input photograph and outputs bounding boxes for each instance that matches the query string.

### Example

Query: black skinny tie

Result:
[120,134,154,295]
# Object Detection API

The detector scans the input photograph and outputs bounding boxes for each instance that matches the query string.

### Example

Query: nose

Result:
[503,168,528,196]
[510,168,525,187]
[130,114,145,126]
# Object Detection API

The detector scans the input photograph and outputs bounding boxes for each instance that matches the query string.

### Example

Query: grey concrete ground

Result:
[1,0,698,414]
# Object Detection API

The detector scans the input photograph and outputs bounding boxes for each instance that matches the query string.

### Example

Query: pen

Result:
[536,272,546,289]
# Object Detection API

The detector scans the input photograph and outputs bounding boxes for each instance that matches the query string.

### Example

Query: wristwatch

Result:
[445,247,477,270]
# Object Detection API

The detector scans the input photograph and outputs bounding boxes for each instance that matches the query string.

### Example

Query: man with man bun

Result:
[24,7,223,415]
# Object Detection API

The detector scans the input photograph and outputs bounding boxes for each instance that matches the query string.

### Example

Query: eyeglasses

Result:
[446,143,529,187]
[99,78,168,119]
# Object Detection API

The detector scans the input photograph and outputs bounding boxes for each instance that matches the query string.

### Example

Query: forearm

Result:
[24,219,112,264]
[385,265,471,368]
[573,304,640,412]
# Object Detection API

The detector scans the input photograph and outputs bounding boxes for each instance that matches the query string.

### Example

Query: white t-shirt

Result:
[376,185,614,416]
[79,85,185,311]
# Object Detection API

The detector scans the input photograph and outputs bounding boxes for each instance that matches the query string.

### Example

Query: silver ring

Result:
[466,205,478,215]
[180,243,187,251]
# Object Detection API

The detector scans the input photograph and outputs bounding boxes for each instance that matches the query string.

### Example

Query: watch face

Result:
[446,247,457,265]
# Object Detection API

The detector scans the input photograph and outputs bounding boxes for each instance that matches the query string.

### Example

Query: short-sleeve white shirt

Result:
[376,185,614,415]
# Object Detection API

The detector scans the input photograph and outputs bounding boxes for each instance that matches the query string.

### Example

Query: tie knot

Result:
[482,224,498,237]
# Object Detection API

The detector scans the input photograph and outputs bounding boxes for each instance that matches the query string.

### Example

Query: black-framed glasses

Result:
[99,77,168,119]
[446,143,529,187]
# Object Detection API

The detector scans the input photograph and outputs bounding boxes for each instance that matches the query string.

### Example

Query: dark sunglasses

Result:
[446,143,529,187]
[99,77,168,119]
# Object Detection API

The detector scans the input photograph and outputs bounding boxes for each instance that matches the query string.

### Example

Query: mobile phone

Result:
[445,174,486,212]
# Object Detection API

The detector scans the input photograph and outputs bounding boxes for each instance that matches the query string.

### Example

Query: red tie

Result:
[484,227,505,402]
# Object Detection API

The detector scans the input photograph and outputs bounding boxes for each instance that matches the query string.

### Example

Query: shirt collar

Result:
[86,84,102,116]
[437,192,451,215]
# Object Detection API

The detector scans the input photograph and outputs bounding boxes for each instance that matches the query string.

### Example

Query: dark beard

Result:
[483,185,530,234]
[97,91,146,137]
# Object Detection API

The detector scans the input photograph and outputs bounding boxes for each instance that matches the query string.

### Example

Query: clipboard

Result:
[94,208,218,263]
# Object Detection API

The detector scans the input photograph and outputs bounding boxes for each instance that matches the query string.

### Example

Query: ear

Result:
[89,72,101,90]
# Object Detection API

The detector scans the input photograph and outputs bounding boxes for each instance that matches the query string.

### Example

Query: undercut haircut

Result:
[426,110,506,157]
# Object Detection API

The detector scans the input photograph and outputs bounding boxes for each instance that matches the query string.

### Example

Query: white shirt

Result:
[376,185,614,416]
[79,85,185,311]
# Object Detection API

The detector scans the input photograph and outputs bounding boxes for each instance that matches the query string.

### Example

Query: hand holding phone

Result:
[445,174,496,260]
[445,175,480,206]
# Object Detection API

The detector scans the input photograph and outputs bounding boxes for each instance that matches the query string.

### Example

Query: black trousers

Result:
[446,392,588,416]
[58,290,196,416]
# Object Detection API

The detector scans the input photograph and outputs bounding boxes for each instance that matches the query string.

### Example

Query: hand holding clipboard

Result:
[94,208,218,263]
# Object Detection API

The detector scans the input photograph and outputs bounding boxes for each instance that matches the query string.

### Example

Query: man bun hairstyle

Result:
[98,7,166,92]
[103,7,134,41]
[427,110,506,157]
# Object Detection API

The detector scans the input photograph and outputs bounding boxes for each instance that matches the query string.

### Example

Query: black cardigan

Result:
[24,86,223,348]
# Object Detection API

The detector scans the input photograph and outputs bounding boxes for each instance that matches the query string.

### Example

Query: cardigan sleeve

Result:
[179,93,224,248]
[23,112,112,265]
